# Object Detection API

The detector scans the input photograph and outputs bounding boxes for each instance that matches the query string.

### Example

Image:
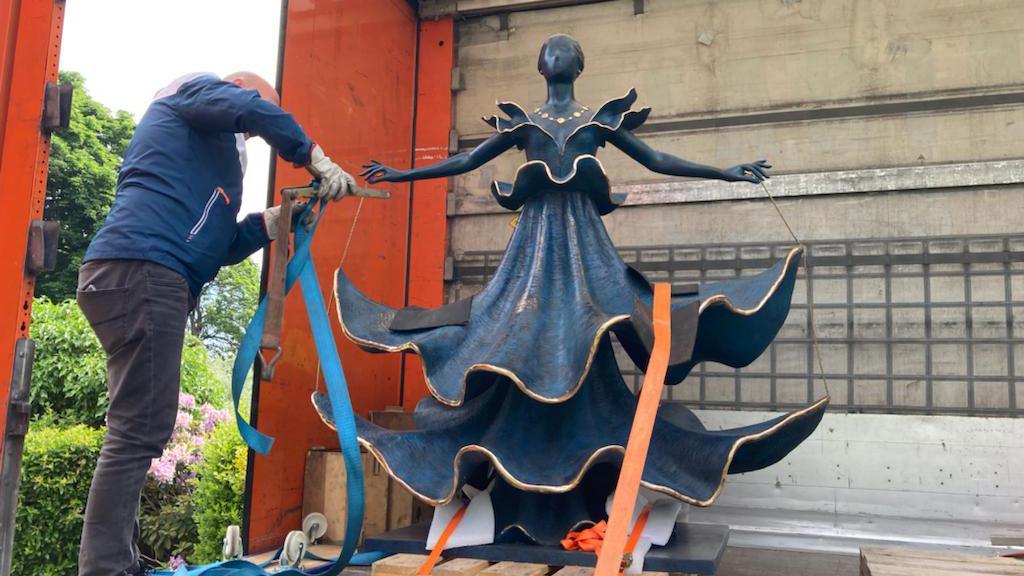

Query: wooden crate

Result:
[303,408,425,544]
[860,546,1024,575]
[303,449,390,544]
[370,407,433,529]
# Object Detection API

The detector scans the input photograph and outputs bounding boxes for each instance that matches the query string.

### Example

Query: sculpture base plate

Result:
[363,522,730,575]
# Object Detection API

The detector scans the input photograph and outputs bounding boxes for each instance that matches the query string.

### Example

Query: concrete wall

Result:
[429,0,1024,534]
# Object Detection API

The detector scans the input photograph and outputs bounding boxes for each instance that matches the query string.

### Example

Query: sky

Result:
[59,0,283,220]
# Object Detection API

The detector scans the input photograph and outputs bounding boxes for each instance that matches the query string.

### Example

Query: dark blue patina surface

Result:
[327,79,828,545]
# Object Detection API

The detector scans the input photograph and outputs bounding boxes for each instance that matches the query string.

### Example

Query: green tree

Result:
[190,259,261,357]
[30,297,226,426]
[37,70,135,301]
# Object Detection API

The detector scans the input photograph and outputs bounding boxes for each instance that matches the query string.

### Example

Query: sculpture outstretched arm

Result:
[361,132,517,184]
[607,129,770,184]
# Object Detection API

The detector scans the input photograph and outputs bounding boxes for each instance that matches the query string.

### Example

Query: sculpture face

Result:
[538,35,583,82]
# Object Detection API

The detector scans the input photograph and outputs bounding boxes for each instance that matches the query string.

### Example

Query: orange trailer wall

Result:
[246,0,453,551]
[0,0,65,456]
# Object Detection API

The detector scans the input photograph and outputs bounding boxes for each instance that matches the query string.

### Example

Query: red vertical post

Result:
[402,16,454,411]
[247,0,420,552]
[0,0,65,461]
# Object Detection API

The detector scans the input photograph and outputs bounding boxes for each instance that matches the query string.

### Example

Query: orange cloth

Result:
[561,520,608,553]
[560,506,652,561]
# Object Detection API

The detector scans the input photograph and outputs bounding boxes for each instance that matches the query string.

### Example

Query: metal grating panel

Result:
[449,233,1024,417]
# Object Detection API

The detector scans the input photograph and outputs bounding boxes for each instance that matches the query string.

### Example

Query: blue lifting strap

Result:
[166,199,371,576]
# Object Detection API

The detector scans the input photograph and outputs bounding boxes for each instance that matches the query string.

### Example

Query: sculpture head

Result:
[538,34,584,83]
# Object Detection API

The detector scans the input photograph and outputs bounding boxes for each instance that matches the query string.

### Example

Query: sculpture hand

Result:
[359,161,409,184]
[724,160,771,183]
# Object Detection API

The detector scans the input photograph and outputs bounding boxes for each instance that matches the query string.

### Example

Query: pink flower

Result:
[175,410,193,430]
[179,393,196,410]
[200,404,229,434]
[169,555,186,569]
[148,457,176,483]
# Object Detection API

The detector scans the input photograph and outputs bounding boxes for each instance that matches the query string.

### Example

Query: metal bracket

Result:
[25,218,58,274]
[25,220,59,275]
[41,81,72,133]
[448,129,460,155]
[0,339,35,575]
[451,66,465,92]
[443,256,455,281]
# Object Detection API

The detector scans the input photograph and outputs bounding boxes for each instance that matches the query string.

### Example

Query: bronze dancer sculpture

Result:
[316,34,829,546]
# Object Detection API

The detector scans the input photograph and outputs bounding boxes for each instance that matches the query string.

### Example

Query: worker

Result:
[75,71,354,576]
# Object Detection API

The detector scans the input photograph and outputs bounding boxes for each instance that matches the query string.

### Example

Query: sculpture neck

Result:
[546,81,576,110]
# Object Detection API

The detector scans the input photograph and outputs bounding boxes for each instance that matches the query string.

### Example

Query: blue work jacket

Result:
[84,74,313,296]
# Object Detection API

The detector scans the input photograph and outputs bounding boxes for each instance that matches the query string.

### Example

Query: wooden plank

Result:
[992,533,1024,547]
[388,480,415,531]
[551,567,592,576]
[373,553,432,576]
[480,561,549,576]
[370,407,416,431]
[864,546,1024,566]
[369,408,419,532]
[433,558,491,576]
[861,547,1024,576]
[550,568,667,576]
[363,452,391,539]
[302,449,347,543]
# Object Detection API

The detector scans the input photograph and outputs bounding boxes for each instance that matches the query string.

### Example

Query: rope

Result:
[758,181,831,398]
[315,197,365,395]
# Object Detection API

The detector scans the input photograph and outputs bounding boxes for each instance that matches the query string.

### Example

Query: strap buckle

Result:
[258,346,283,380]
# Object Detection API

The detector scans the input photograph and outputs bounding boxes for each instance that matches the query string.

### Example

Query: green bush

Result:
[139,480,198,563]
[192,421,247,563]
[30,298,228,426]
[12,424,104,576]
[29,298,109,426]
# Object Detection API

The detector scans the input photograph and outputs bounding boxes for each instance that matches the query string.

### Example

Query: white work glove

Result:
[308,144,355,201]
[263,205,314,240]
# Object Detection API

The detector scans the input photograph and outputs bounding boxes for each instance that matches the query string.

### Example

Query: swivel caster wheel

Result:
[281,530,310,568]
[302,512,329,543]
[222,525,243,560]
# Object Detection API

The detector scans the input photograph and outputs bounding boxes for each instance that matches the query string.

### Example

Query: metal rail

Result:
[449,232,1024,416]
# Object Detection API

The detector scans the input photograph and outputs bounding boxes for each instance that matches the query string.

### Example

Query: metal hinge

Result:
[25,220,59,275]
[0,339,35,576]
[419,0,457,19]
[451,66,464,92]
[41,81,73,134]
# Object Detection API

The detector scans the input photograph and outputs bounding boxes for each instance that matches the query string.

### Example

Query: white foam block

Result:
[425,491,494,550]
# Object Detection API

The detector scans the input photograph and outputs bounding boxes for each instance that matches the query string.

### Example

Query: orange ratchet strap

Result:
[417,504,468,575]
[620,506,652,574]
[595,283,672,576]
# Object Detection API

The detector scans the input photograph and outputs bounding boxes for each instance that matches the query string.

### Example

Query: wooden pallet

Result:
[860,546,1024,576]
[371,553,677,576]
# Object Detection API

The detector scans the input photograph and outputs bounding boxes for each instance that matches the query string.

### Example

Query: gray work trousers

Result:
[76,260,194,576]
